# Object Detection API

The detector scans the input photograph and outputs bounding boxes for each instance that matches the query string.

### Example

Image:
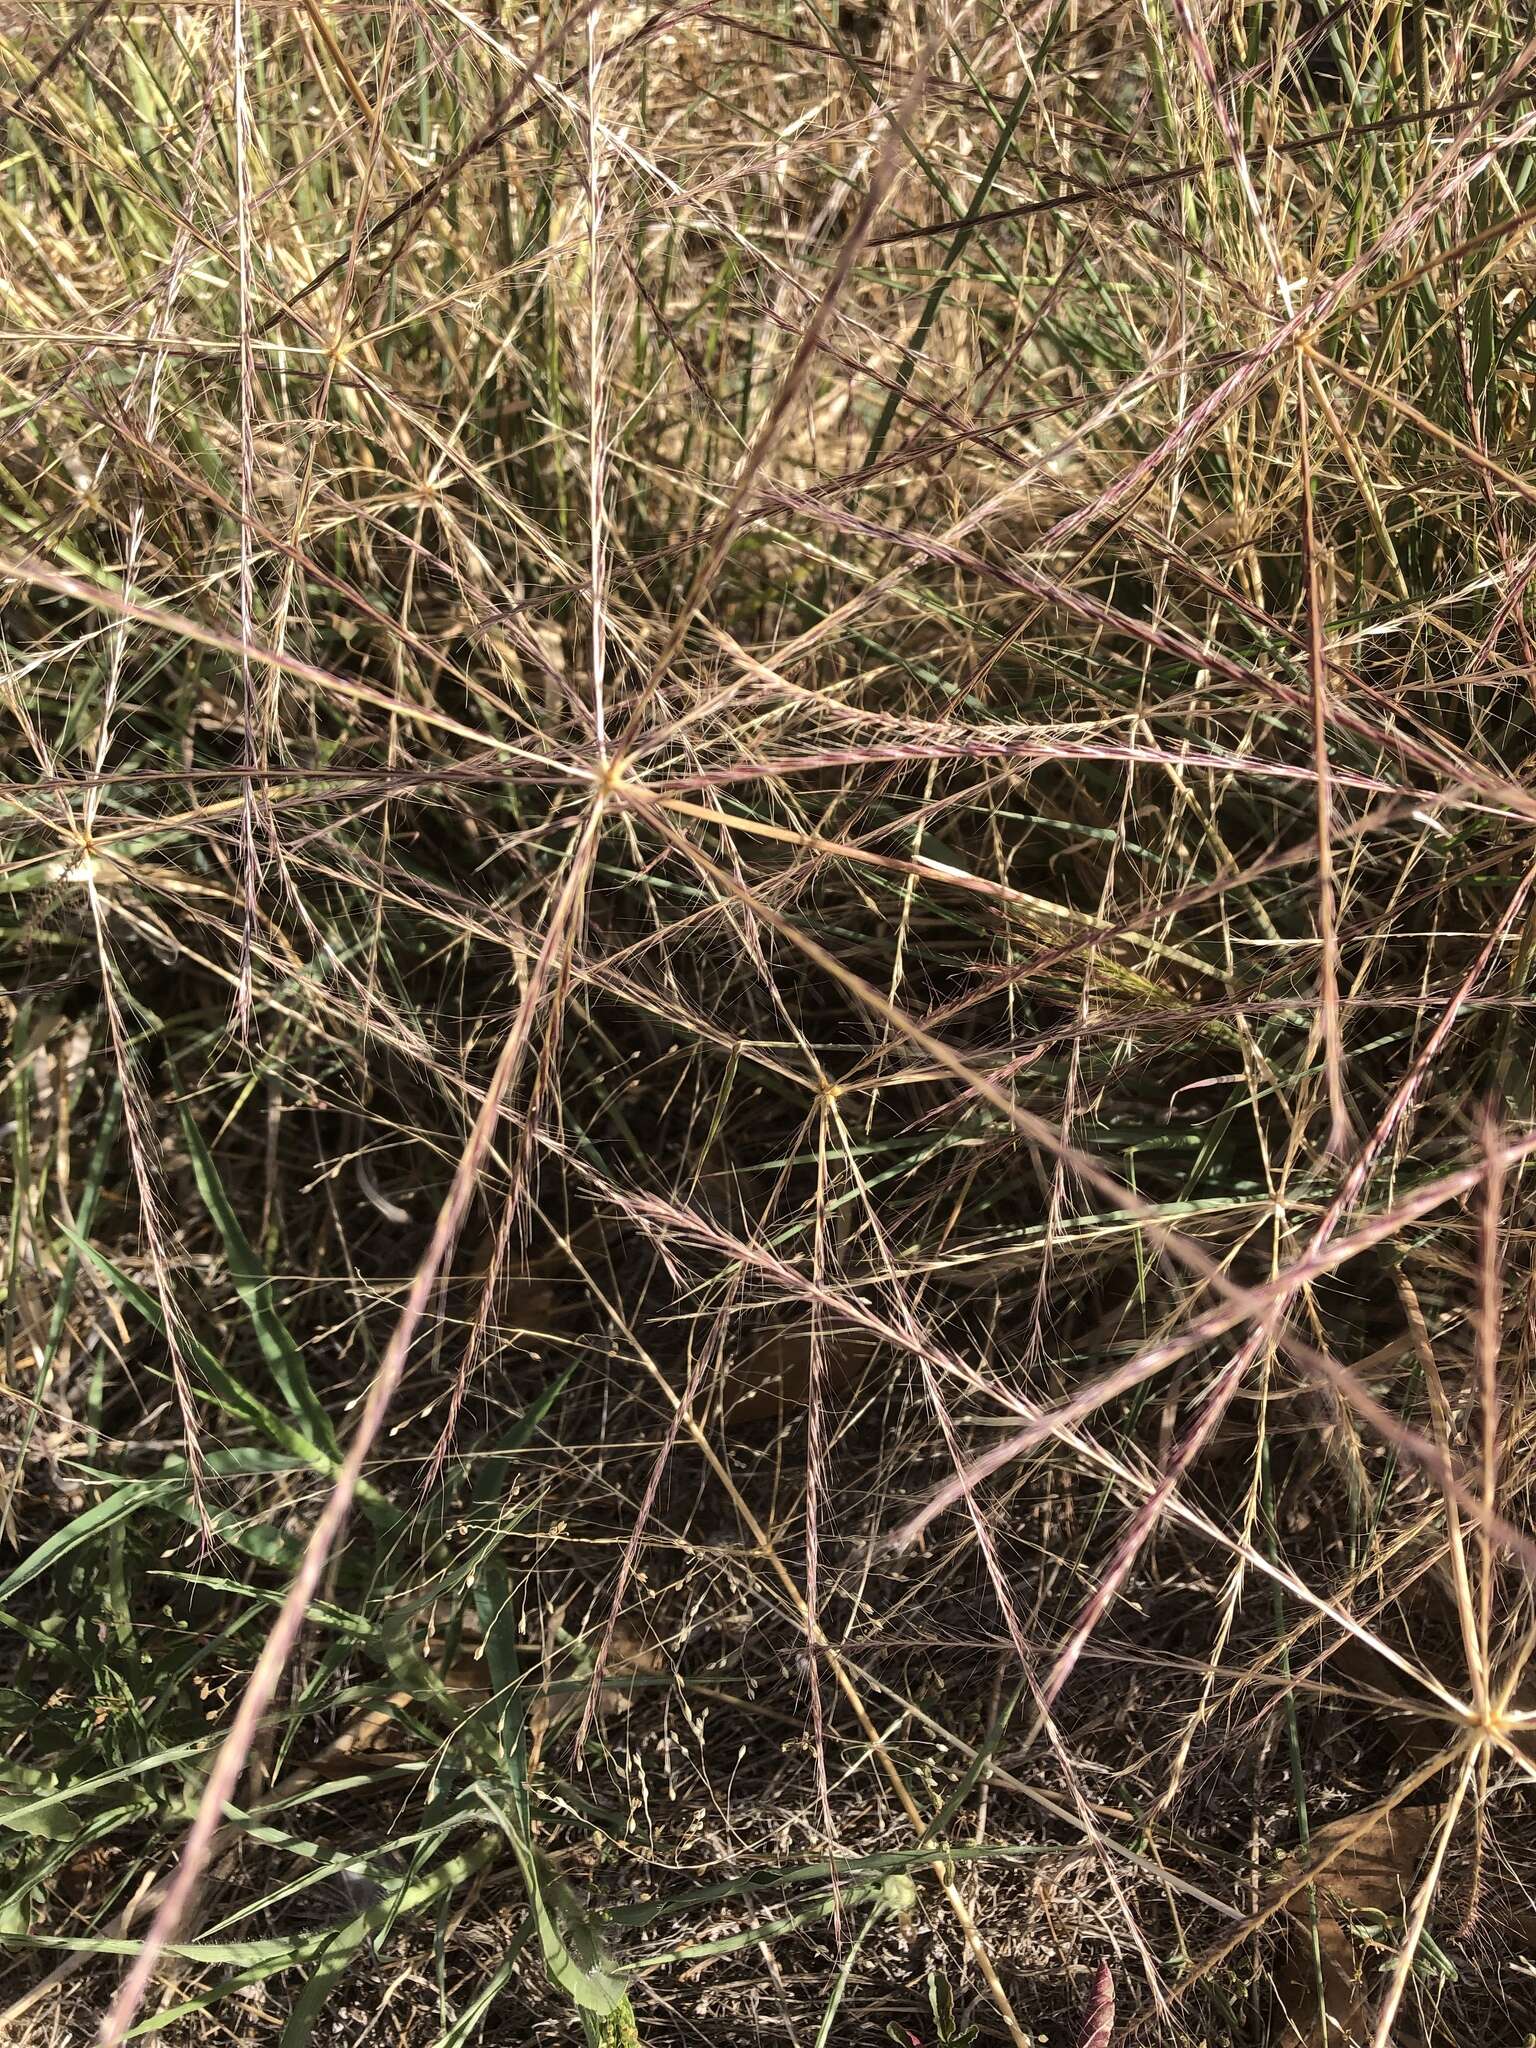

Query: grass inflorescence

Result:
[5,1,1536,2042]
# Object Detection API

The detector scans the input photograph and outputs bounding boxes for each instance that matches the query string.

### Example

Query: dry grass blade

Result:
[8,5,1536,2046]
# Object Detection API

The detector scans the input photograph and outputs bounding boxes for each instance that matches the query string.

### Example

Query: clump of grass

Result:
[5,2,1536,2043]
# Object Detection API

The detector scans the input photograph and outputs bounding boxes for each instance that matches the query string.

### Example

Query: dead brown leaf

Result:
[723,1321,878,1422]
[1273,1804,1438,2048]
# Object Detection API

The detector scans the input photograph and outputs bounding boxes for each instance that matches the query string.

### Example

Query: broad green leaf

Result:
[0,1477,172,1603]
[0,1789,79,1839]
[526,1852,629,2017]
[476,1783,627,2019]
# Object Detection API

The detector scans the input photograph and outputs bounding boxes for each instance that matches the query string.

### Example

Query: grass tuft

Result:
[6,2,1536,2042]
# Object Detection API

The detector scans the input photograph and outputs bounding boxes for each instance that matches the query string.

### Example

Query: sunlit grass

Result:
[5,2,1536,2043]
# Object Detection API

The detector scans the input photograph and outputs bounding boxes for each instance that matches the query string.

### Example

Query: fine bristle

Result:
[5,5,1536,2045]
